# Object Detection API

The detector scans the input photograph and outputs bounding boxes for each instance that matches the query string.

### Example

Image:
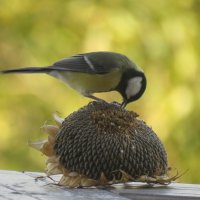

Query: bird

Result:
[0,51,146,108]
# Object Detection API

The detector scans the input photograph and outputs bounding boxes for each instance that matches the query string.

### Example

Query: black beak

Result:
[121,99,128,108]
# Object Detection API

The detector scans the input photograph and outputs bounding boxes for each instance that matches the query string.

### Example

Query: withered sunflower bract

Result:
[30,101,172,187]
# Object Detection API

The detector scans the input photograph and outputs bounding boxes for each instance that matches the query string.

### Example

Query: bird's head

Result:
[116,68,146,108]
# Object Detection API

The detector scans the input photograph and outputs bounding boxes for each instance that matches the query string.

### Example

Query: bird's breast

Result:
[58,70,121,94]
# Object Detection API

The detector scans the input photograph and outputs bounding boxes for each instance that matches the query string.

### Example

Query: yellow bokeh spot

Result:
[0,114,12,149]
[168,86,194,120]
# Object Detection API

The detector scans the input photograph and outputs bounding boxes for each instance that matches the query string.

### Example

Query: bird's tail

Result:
[0,66,52,74]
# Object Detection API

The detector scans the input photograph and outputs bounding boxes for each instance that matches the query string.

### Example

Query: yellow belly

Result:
[61,69,121,94]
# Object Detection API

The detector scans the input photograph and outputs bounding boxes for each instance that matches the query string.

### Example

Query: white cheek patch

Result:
[125,77,143,99]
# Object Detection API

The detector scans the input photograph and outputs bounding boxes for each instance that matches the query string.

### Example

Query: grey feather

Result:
[0,52,132,75]
[52,52,129,74]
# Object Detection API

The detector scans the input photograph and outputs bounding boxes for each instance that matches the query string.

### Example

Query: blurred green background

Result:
[0,0,199,183]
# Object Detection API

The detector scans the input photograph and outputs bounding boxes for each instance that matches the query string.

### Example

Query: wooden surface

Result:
[0,170,200,200]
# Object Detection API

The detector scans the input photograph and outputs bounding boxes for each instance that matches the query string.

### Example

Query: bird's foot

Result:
[110,101,121,107]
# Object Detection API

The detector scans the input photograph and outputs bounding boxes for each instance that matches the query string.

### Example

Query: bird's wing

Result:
[52,52,123,74]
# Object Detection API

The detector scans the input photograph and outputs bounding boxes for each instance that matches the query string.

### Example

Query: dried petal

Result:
[53,112,64,126]
[28,139,47,152]
[41,125,59,136]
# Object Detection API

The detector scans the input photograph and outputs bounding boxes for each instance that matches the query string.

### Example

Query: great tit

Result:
[0,51,146,108]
